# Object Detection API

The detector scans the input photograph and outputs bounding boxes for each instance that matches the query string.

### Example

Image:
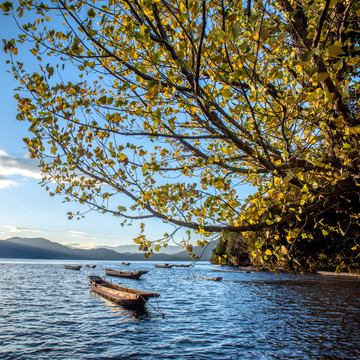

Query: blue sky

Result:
[0,10,156,248]
[0,54,166,249]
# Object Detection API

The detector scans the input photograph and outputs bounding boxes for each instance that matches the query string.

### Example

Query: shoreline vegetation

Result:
[210,232,360,275]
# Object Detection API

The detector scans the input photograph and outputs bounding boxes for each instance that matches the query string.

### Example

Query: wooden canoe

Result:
[121,262,131,265]
[154,264,174,268]
[85,264,96,268]
[187,276,222,281]
[87,275,159,307]
[64,265,82,270]
[103,268,149,279]
[173,264,191,267]
[212,269,250,273]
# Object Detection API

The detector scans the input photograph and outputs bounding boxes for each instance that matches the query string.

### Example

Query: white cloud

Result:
[0,150,41,188]
[61,241,99,250]
[0,175,17,189]
[5,225,42,233]
[61,241,81,248]
[77,243,98,250]
[68,230,96,239]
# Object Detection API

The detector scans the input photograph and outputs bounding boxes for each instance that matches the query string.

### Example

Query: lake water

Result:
[0,259,359,360]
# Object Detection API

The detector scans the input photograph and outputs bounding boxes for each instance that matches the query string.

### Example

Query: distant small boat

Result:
[85,265,96,268]
[64,265,82,270]
[174,264,191,267]
[87,275,160,307]
[187,276,222,281]
[212,269,250,273]
[213,264,223,267]
[103,269,149,279]
[239,266,257,271]
[121,262,131,265]
[154,264,174,268]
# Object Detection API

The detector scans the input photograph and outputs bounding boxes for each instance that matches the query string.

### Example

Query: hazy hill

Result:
[100,244,184,255]
[0,237,216,261]
[0,237,130,260]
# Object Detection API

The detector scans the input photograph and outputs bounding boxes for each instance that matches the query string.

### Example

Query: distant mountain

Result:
[0,237,216,261]
[168,241,217,261]
[0,237,131,260]
[99,244,185,255]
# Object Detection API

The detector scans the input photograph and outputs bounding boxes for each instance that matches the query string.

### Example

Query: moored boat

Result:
[187,276,222,281]
[87,275,159,307]
[212,269,250,273]
[85,264,96,268]
[173,264,191,267]
[64,265,82,270]
[103,268,148,279]
[154,264,174,268]
[121,262,131,265]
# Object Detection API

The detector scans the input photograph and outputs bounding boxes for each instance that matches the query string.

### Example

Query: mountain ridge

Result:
[0,237,216,261]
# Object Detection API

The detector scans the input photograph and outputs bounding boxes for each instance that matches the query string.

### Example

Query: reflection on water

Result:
[89,290,151,321]
[0,259,359,359]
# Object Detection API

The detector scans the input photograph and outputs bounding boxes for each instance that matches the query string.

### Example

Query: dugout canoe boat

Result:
[173,264,191,267]
[121,262,131,265]
[187,276,222,281]
[103,268,149,279]
[85,264,96,268]
[211,269,250,273]
[154,264,174,268]
[87,275,160,307]
[64,265,82,270]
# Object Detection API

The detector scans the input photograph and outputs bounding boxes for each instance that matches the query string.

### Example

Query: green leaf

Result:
[299,50,314,62]
[317,72,329,81]
[324,45,345,58]
[212,29,226,42]
[0,1,13,13]
[231,23,240,41]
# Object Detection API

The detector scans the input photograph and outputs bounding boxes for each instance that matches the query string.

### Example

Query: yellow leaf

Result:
[265,249,272,256]
[119,153,128,165]
[281,245,288,255]
[268,188,277,198]
[179,1,187,13]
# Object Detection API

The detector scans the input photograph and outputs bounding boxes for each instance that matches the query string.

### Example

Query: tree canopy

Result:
[2,0,360,271]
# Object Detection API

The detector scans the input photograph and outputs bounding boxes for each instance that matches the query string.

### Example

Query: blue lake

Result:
[0,259,359,359]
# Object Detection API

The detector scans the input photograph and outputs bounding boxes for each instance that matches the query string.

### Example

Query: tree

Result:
[1,0,360,271]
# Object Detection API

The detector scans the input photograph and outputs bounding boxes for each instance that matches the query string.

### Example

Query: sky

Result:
[0,8,163,249]
[0,42,166,250]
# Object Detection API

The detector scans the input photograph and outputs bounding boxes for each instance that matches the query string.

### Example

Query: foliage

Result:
[1,0,360,270]
[211,231,252,266]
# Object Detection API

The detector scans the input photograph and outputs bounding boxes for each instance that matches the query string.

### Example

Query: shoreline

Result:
[317,271,360,278]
